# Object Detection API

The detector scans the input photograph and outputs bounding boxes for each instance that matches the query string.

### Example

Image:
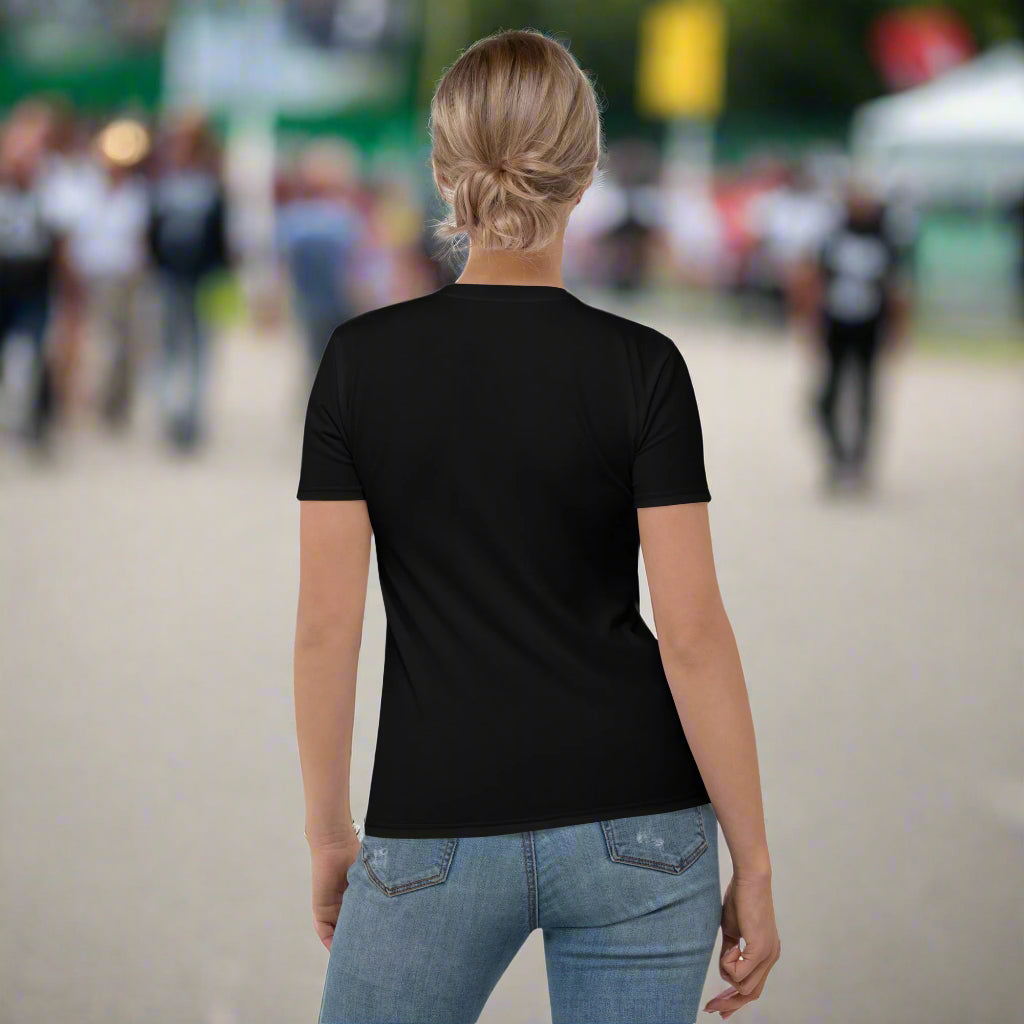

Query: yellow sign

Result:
[637,0,726,119]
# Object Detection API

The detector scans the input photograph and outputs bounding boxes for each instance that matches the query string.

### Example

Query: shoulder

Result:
[574,302,693,395]
[327,291,443,352]
[568,295,679,357]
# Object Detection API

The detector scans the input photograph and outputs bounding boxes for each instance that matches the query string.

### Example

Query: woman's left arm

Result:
[294,499,372,847]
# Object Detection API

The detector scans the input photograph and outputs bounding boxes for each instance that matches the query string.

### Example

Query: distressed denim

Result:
[319,802,721,1024]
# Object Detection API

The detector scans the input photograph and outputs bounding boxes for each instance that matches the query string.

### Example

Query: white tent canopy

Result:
[851,42,1024,202]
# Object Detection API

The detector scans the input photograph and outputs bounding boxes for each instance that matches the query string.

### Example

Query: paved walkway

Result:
[2,298,1021,1023]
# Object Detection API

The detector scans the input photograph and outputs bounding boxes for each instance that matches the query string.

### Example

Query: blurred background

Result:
[1,2,1021,1022]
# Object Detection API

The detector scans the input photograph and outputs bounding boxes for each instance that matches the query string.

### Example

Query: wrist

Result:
[733,857,772,880]
[304,817,361,848]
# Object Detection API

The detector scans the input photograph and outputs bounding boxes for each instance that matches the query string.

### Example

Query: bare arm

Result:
[294,499,372,846]
[638,501,771,878]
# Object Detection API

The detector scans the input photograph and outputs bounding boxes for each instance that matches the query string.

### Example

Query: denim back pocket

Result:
[600,805,709,875]
[360,835,459,897]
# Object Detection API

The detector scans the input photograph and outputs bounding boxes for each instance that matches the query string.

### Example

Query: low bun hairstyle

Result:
[429,28,605,256]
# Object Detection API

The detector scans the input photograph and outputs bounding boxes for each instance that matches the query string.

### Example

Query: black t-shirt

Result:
[297,281,713,838]
[818,213,900,330]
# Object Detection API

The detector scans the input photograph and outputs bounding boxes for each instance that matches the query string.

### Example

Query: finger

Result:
[722,945,766,989]
[718,941,743,983]
[703,986,738,1012]
[706,968,771,1013]
[704,991,751,1015]
[726,956,774,999]
[723,955,757,990]
[314,917,335,950]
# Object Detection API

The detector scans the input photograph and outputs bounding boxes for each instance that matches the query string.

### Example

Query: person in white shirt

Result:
[66,127,151,427]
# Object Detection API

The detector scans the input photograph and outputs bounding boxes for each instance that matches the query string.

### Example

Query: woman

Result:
[294,29,779,1024]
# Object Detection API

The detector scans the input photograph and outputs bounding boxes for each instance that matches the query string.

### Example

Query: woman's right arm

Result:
[638,500,780,1018]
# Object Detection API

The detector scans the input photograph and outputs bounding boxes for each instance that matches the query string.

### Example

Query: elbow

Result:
[656,599,730,667]
[295,618,357,652]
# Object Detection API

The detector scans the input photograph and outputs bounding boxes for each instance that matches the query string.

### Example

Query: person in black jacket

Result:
[0,112,62,451]
[147,110,229,451]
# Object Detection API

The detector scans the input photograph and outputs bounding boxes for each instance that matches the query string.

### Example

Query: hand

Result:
[308,830,362,951]
[703,871,781,1019]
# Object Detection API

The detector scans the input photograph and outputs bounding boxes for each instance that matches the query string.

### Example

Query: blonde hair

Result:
[428,28,604,256]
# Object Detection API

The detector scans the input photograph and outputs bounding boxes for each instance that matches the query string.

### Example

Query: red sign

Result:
[869,7,975,89]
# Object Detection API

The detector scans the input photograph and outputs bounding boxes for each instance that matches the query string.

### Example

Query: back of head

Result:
[429,28,604,256]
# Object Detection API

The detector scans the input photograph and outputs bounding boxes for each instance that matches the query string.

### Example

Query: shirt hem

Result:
[634,490,712,508]
[362,790,711,839]
[296,488,365,500]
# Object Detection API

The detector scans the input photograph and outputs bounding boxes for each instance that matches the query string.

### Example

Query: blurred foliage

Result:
[722,0,1023,116]
[0,0,1020,151]
[460,0,1023,122]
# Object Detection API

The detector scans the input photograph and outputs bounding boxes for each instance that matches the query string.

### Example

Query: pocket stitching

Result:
[601,806,708,875]
[361,837,458,897]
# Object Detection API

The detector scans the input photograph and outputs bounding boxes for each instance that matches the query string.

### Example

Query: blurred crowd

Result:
[1,98,227,454]
[4,92,1004,484]
[568,143,922,317]
[0,96,448,458]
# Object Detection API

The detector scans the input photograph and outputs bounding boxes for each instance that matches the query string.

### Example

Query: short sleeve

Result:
[296,334,365,500]
[632,341,711,508]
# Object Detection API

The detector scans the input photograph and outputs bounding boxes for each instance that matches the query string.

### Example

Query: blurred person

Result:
[744,161,840,325]
[277,139,368,375]
[792,178,911,493]
[560,167,625,285]
[0,113,63,450]
[342,174,439,310]
[596,180,661,292]
[147,108,230,451]
[295,29,779,1024]
[604,189,653,291]
[68,119,152,428]
[662,181,726,289]
[33,97,97,420]
[361,174,437,303]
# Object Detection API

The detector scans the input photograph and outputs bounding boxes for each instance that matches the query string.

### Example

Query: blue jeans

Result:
[0,290,53,442]
[157,273,209,447]
[319,803,721,1024]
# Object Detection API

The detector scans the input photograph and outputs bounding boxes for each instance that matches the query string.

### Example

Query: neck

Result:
[455,232,567,288]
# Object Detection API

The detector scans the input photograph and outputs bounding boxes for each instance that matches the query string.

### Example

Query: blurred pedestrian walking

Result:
[793,178,912,493]
[0,112,63,452]
[276,139,367,376]
[67,118,152,429]
[147,109,230,451]
[34,97,96,426]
